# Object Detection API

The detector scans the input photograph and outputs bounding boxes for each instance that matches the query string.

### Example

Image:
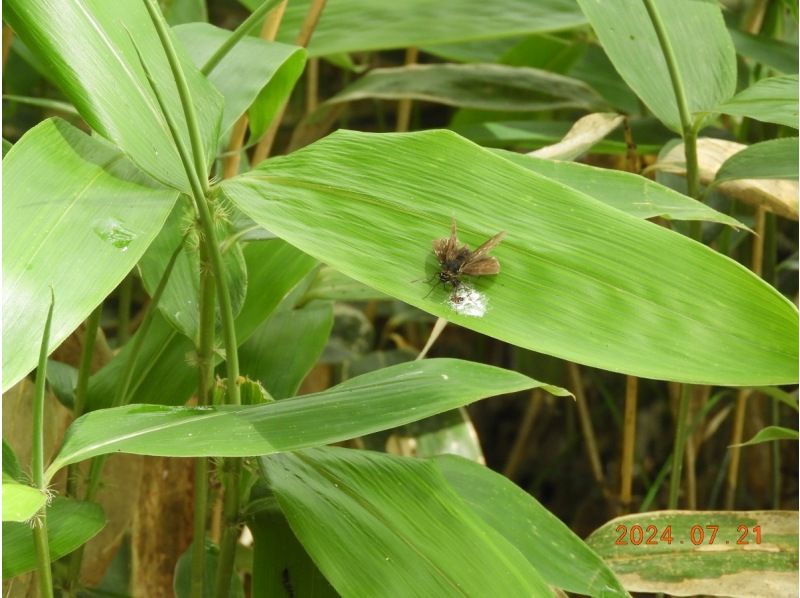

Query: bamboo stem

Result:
[306,57,319,114]
[503,389,543,479]
[191,241,216,598]
[567,363,604,485]
[395,47,418,132]
[725,206,766,508]
[667,384,691,508]
[619,375,638,511]
[117,273,132,345]
[251,0,328,164]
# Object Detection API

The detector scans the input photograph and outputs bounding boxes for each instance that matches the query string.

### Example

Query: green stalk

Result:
[138,0,240,410]
[668,384,691,508]
[191,242,216,598]
[32,292,56,598]
[143,0,209,194]
[133,9,243,594]
[117,273,132,345]
[65,304,102,497]
[643,1,699,511]
[200,0,282,75]
[642,0,700,199]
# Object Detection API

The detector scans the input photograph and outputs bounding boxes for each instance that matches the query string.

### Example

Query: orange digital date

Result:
[614,524,762,546]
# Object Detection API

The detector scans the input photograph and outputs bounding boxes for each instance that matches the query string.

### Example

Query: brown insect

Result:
[429,218,506,295]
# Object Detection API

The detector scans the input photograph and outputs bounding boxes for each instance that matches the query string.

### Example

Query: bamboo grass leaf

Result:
[174,23,306,140]
[4,0,223,192]
[716,75,799,129]
[2,498,105,578]
[261,446,553,596]
[2,119,177,392]
[323,63,606,112]
[495,149,747,228]
[221,129,798,385]
[576,0,736,132]
[238,0,587,56]
[47,359,561,477]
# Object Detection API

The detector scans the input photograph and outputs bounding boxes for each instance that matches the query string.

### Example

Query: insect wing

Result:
[433,218,467,263]
[461,256,501,276]
[469,230,506,261]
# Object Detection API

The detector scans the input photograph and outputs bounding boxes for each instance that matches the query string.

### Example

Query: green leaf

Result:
[733,425,799,447]
[587,511,799,596]
[568,44,642,115]
[161,0,207,25]
[174,23,306,140]
[303,267,391,302]
[173,540,244,598]
[239,302,334,399]
[2,475,46,523]
[2,497,105,578]
[221,129,798,385]
[5,0,223,192]
[250,504,337,597]
[436,455,628,597]
[2,118,177,392]
[495,149,747,227]
[262,447,552,596]
[715,138,799,185]
[85,240,316,411]
[728,28,799,75]
[2,441,25,482]
[324,63,606,112]
[48,359,557,477]
[249,0,588,56]
[452,116,671,154]
[716,75,799,129]
[46,360,79,410]
[576,0,736,132]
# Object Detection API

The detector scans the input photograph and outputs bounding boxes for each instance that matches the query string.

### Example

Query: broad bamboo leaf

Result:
[2,475,46,523]
[325,63,606,112]
[733,425,799,447]
[174,23,306,140]
[2,119,177,392]
[496,149,746,227]
[48,359,559,477]
[728,29,799,75]
[239,302,334,399]
[162,0,207,25]
[5,0,223,192]
[240,0,587,56]
[715,138,799,185]
[436,455,628,597]
[2,498,105,578]
[451,117,670,154]
[587,511,799,597]
[221,129,797,385]
[250,506,337,597]
[576,0,736,132]
[262,447,552,596]
[173,541,244,598]
[2,440,24,482]
[716,75,799,129]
